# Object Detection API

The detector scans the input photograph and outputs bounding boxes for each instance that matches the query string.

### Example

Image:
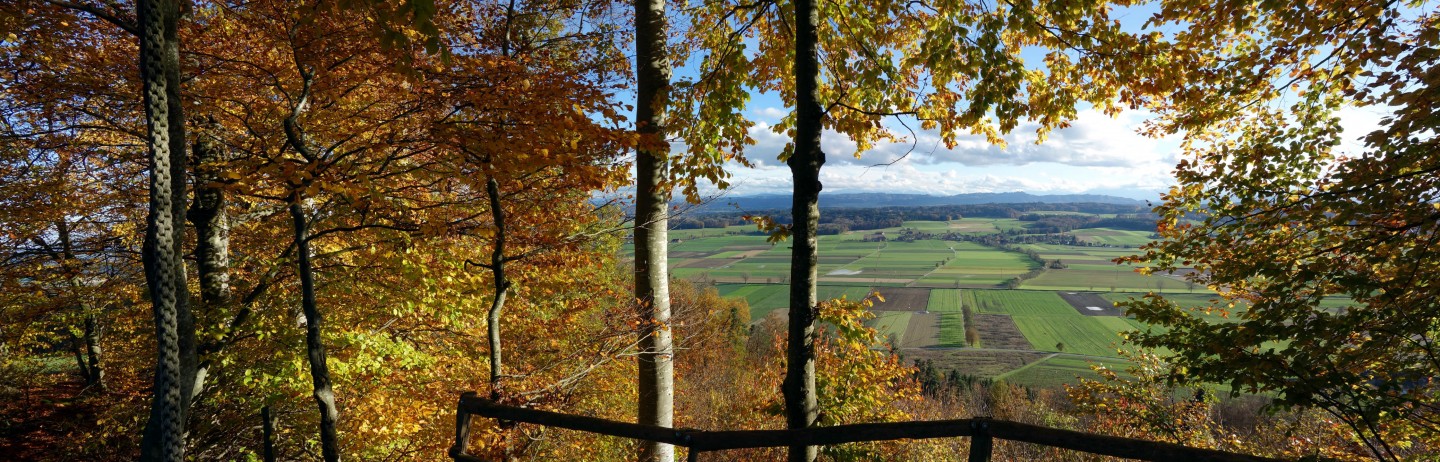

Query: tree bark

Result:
[70,330,91,383]
[261,405,277,462]
[82,312,104,389]
[55,221,105,391]
[485,176,511,400]
[188,123,231,405]
[136,0,194,460]
[784,0,825,459]
[483,175,520,462]
[634,0,674,458]
[291,199,342,462]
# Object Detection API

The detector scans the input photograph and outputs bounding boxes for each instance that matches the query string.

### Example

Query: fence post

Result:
[450,391,477,459]
[968,418,992,462]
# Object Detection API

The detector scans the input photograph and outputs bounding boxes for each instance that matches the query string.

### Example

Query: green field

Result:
[967,290,1129,357]
[1020,268,1196,292]
[997,355,1133,389]
[1071,228,1157,247]
[870,311,913,346]
[926,289,964,313]
[662,218,1240,390]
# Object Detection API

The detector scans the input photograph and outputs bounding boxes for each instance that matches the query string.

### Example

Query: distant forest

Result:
[672,202,1159,234]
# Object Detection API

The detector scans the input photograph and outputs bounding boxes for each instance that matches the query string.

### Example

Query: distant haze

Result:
[689,191,1149,213]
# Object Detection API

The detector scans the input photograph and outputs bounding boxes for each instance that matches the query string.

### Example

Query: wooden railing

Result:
[448,392,1286,462]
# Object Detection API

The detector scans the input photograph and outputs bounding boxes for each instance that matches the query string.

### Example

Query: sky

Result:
[688,99,1388,202]
[669,5,1395,202]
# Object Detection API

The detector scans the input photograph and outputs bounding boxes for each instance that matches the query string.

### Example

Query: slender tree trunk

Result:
[70,331,91,383]
[82,313,104,389]
[188,123,231,404]
[485,176,510,399]
[137,0,193,459]
[483,176,520,462]
[784,0,824,459]
[291,200,341,462]
[634,0,674,458]
[56,222,106,391]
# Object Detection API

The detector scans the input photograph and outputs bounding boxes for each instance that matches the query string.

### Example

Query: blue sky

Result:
[667,5,1393,202]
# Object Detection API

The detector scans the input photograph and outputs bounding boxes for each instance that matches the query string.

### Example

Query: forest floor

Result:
[0,373,98,460]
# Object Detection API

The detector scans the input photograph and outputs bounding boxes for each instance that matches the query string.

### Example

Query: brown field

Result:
[1056,291,1124,316]
[675,258,733,269]
[947,221,999,233]
[901,348,1050,378]
[670,251,713,259]
[899,312,940,348]
[733,249,769,258]
[973,314,1032,350]
[871,287,932,311]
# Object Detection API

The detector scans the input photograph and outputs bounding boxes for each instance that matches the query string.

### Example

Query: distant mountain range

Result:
[694,191,1147,212]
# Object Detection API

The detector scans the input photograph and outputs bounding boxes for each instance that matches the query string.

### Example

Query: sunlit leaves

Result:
[1119,9,1440,460]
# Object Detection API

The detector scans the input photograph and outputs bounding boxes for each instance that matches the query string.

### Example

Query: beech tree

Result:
[633,0,675,457]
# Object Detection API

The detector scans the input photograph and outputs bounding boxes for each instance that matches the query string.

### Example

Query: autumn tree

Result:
[4,0,638,460]
[428,0,632,456]
[1118,5,1440,460]
[0,4,146,394]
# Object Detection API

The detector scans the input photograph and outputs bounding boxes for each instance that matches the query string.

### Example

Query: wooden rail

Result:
[449,392,1285,461]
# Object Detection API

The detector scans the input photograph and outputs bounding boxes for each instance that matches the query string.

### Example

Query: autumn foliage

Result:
[4,0,1440,460]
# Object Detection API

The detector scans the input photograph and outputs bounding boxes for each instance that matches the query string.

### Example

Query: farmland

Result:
[657,215,1221,390]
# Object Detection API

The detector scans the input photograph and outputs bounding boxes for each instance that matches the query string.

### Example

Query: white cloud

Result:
[701,161,1172,199]
[752,107,789,121]
[694,108,1180,200]
[738,108,1176,170]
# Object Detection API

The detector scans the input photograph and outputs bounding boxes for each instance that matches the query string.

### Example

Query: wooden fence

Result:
[448,392,1286,462]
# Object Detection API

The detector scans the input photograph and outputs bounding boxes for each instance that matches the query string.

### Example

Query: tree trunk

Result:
[483,176,520,462]
[291,200,341,462]
[784,0,824,458]
[137,0,194,460]
[634,0,674,458]
[188,123,231,404]
[261,406,277,462]
[485,176,510,399]
[82,312,104,389]
[56,222,105,391]
[70,331,91,384]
